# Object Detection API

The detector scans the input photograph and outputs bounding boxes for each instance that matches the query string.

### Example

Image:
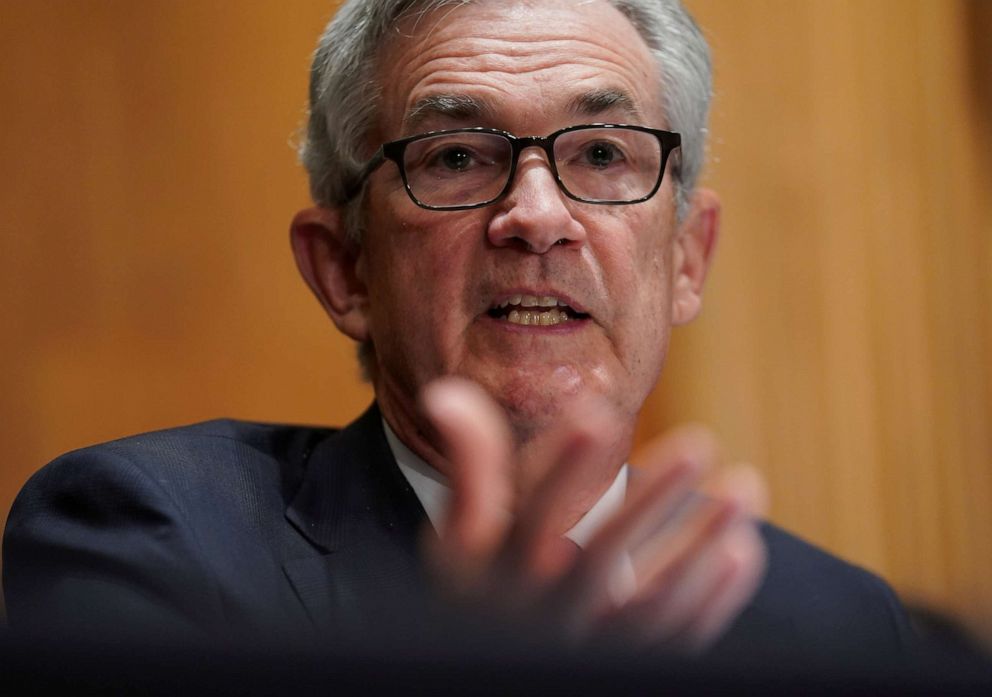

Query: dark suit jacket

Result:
[3,404,915,662]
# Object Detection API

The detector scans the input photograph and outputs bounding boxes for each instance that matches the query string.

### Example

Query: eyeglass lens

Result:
[401,127,663,208]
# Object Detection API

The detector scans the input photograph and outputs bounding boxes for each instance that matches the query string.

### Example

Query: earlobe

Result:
[289,206,371,342]
[671,188,720,326]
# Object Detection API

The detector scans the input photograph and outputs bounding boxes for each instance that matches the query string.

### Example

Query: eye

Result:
[405,133,507,178]
[438,146,473,171]
[582,141,623,168]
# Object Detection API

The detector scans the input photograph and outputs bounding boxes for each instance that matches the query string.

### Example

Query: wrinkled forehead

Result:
[371,0,663,139]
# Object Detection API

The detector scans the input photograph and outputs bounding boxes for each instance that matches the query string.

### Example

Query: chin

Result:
[476,365,600,442]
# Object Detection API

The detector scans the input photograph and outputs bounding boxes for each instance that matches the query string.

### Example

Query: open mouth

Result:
[487,294,590,326]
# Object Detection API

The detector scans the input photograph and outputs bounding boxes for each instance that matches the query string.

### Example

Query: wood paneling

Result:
[2,0,989,634]
[644,0,992,631]
[0,0,375,582]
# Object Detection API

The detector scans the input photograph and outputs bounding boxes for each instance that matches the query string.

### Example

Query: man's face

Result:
[339,0,712,445]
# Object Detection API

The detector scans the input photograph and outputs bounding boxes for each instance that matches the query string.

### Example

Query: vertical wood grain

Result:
[647,0,992,630]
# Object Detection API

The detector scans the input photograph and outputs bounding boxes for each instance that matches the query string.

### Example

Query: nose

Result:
[486,151,587,253]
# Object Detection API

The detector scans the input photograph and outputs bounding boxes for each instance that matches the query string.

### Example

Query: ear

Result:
[670,188,720,326]
[290,206,370,342]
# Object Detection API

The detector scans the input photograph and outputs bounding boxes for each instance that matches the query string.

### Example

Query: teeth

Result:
[494,293,576,323]
[497,294,566,309]
[505,309,569,326]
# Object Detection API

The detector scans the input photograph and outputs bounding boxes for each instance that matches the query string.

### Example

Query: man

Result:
[4,0,913,662]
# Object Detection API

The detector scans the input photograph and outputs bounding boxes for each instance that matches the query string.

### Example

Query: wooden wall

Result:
[652,0,992,633]
[2,0,990,634]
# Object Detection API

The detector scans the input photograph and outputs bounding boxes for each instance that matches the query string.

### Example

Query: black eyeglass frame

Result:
[344,123,682,211]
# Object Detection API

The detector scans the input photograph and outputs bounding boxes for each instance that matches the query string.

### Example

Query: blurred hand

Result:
[420,377,768,654]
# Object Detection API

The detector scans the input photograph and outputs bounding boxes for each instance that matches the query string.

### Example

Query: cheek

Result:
[597,207,675,311]
[633,243,676,351]
[631,204,677,305]
[598,208,677,371]
[362,208,480,347]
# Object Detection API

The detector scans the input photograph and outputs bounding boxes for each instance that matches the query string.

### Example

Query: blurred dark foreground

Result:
[3,621,991,696]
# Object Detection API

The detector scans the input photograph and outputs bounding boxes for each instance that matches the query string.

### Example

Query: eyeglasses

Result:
[345,124,681,211]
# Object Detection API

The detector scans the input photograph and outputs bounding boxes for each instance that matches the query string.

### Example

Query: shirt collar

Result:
[382,418,628,547]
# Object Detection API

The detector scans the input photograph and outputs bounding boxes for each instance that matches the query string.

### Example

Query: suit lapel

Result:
[283,404,430,633]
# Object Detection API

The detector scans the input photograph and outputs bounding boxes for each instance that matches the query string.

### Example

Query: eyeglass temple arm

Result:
[341,147,387,203]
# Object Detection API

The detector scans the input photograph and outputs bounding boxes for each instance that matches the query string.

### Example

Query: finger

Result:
[704,463,769,518]
[606,502,743,645]
[580,426,716,579]
[672,465,768,650]
[617,425,721,551]
[420,378,513,570]
[683,524,767,652]
[632,494,741,602]
[630,463,765,586]
[614,466,769,648]
[508,397,621,583]
[551,426,715,631]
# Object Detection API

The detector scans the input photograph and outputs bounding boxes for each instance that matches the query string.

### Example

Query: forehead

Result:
[374,0,663,136]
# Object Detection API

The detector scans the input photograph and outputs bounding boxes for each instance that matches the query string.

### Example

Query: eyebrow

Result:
[567,88,644,121]
[404,94,491,131]
[402,88,644,132]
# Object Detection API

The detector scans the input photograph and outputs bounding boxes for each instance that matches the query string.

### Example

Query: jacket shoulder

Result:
[18,419,333,496]
[716,521,916,661]
[6,419,341,556]
[74,418,335,468]
[759,521,904,611]
[3,419,340,637]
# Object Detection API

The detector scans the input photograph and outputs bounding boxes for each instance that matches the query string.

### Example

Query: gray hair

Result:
[300,0,712,239]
